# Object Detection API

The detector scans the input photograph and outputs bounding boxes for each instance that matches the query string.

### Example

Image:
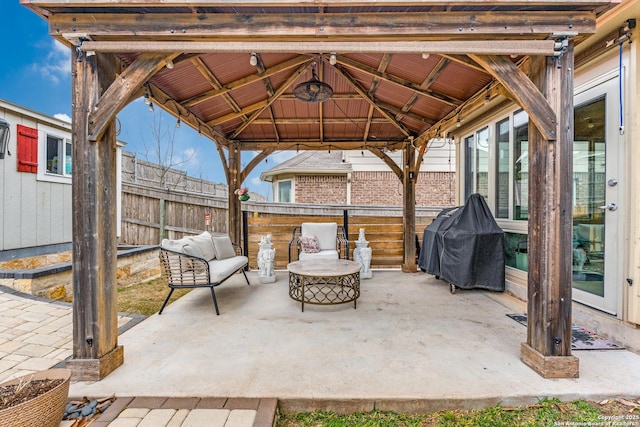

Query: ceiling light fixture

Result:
[293,63,333,103]
[249,52,258,66]
[165,59,174,69]
[329,53,337,66]
[422,53,430,59]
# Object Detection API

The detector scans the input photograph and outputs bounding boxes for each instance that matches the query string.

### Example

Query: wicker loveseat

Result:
[288,222,349,262]
[159,231,249,315]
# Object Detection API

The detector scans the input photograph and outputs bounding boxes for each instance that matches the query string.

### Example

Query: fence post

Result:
[159,198,166,242]
[242,210,249,270]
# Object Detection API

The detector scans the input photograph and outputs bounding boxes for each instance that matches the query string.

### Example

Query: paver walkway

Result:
[0,287,276,427]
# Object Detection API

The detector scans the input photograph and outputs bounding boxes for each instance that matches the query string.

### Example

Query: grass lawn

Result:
[117,276,191,316]
[276,398,640,427]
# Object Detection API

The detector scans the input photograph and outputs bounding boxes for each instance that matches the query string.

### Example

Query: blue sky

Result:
[2,2,294,199]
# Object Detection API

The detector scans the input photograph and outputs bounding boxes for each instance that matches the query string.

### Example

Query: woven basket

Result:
[0,368,71,427]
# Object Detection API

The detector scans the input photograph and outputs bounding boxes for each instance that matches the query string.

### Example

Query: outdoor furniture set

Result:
[159,222,369,314]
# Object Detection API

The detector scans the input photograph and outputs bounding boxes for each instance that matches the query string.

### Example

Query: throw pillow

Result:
[300,235,320,253]
[212,235,237,260]
[183,232,216,261]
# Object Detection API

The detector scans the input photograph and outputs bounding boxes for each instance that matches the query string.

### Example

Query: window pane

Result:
[495,118,510,218]
[46,135,62,175]
[513,110,529,220]
[278,180,291,203]
[476,127,489,199]
[65,140,72,175]
[464,135,474,200]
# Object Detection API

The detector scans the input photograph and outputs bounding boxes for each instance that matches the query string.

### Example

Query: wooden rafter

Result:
[396,57,450,122]
[182,56,310,107]
[253,53,281,142]
[362,53,392,141]
[230,62,311,139]
[336,56,463,107]
[334,64,412,138]
[191,56,249,124]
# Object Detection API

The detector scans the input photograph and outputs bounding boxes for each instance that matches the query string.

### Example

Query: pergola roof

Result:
[23,0,613,156]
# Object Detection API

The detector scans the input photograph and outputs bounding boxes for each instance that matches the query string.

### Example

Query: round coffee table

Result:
[287,259,361,312]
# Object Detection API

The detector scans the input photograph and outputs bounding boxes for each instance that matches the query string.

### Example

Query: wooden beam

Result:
[397,57,450,122]
[521,46,578,378]
[79,40,558,56]
[230,62,310,138]
[69,50,122,380]
[337,55,463,107]
[228,142,242,246]
[25,0,617,6]
[369,147,403,180]
[402,142,417,272]
[241,147,276,183]
[239,140,405,151]
[182,55,311,107]
[334,64,412,137]
[51,11,595,39]
[88,52,172,141]
[469,54,557,141]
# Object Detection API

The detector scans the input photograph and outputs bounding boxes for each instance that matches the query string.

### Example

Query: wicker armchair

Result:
[288,222,349,263]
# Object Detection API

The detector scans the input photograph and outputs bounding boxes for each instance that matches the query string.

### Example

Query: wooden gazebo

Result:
[20,0,615,381]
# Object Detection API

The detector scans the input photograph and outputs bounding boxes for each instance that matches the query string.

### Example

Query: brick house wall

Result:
[293,171,455,207]
[295,175,348,204]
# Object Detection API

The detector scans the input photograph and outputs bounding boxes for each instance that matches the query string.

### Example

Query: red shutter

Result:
[17,124,38,173]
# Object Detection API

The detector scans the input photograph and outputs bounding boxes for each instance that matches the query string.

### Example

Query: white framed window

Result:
[277,180,292,203]
[38,124,72,184]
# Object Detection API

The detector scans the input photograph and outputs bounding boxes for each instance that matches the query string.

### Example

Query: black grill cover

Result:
[418,194,505,291]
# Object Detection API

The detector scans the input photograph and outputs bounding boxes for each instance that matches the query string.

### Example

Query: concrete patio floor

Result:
[70,270,640,414]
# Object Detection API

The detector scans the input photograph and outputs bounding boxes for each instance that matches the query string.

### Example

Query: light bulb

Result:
[329,53,337,66]
[165,59,174,69]
[421,53,430,59]
[456,118,461,128]
[249,53,258,66]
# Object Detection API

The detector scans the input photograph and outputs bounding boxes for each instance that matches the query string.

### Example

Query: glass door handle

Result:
[598,203,617,211]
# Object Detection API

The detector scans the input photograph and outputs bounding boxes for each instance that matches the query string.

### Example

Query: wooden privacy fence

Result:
[120,183,228,245]
[244,205,441,269]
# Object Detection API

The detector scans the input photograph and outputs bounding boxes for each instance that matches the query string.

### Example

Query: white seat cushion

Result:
[301,222,337,251]
[208,256,248,283]
[299,250,339,260]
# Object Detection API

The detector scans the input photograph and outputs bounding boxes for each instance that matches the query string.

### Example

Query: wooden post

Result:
[521,42,579,378]
[159,198,166,242]
[402,141,417,272]
[67,50,123,380]
[228,142,242,245]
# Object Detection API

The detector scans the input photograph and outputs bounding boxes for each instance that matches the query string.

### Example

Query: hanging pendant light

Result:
[293,63,333,103]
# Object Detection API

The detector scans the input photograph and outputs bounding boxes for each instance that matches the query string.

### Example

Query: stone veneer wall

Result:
[0,247,161,301]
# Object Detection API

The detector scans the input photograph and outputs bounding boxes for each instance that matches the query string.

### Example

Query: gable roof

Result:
[260,151,351,182]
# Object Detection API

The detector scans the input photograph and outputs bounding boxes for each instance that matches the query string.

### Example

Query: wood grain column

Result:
[228,142,242,245]
[521,43,579,378]
[402,141,417,273]
[67,50,123,380]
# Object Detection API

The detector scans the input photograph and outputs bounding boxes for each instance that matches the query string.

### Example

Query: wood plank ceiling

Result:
[23,1,611,155]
